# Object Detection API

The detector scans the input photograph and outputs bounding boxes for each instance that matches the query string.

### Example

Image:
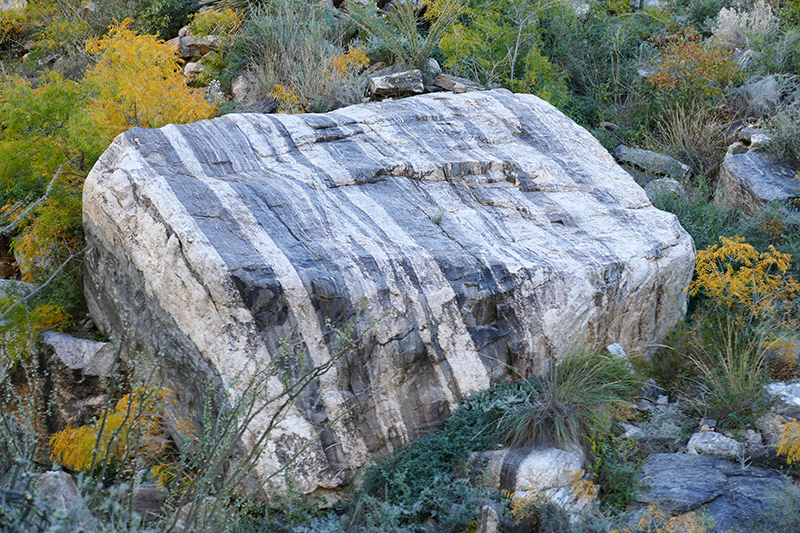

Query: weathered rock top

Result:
[83,89,695,495]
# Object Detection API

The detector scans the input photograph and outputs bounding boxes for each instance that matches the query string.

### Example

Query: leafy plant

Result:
[648,31,744,106]
[50,386,171,476]
[350,0,464,71]
[689,235,800,321]
[84,19,216,131]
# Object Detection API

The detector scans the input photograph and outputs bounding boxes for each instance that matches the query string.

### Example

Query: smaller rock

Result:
[687,431,744,457]
[737,126,764,144]
[644,178,685,199]
[725,142,749,157]
[231,73,249,104]
[369,69,424,97]
[756,411,789,446]
[620,422,643,438]
[427,58,442,75]
[434,73,482,92]
[134,482,169,521]
[175,496,217,531]
[657,395,669,405]
[34,471,80,512]
[183,61,204,80]
[476,502,500,533]
[606,343,626,358]
[699,418,717,432]
[613,145,691,181]
[177,35,222,61]
[40,331,119,432]
[748,133,770,152]
[717,152,799,214]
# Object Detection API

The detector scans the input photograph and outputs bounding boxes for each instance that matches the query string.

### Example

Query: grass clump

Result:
[498,350,643,451]
[227,0,367,113]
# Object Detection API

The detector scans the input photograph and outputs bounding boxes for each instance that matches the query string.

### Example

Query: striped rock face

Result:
[83,89,694,495]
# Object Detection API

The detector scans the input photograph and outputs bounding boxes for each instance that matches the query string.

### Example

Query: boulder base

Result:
[82,90,694,495]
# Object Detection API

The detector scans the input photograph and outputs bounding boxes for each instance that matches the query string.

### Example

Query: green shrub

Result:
[228,0,366,112]
[350,0,463,71]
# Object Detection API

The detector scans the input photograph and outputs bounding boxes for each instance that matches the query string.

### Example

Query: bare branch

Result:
[0,243,90,325]
[0,155,80,236]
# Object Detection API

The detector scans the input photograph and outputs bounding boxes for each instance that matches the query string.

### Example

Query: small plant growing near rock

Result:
[50,386,172,476]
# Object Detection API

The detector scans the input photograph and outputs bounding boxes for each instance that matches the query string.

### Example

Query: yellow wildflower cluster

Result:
[330,46,369,77]
[270,84,303,114]
[777,419,800,465]
[690,235,800,319]
[50,386,172,473]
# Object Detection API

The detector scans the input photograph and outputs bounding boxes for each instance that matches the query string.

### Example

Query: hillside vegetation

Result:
[1,0,800,531]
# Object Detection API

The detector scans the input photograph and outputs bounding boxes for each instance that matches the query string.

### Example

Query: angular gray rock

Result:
[40,331,119,432]
[83,90,695,496]
[434,74,482,93]
[686,431,745,457]
[718,152,799,214]
[637,453,794,532]
[369,69,425,96]
[613,145,692,181]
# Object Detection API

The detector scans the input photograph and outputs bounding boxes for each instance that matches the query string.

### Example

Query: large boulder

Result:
[82,90,695,495]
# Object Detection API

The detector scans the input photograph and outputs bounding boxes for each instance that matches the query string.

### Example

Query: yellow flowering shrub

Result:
[611,505,713,533]
[777,419,800,465]
[84,19,217,132]
[689,235,800,320]
[50,386,172,474]
[330,46,369,77]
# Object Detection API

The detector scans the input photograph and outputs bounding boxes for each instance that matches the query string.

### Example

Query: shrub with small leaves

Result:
[648,32,744,105]
[50,386,172,475]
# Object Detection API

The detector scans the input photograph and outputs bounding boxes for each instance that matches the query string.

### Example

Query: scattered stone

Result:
[83,89,695,496]
[748,132,770,152]
[613,145,691,181]
[717,152,799,214]
[231,73,249,104]
[369,69,424,96]
[34,471,80,512]
[472,446,595,524]
[183,61,204,80]
[637,453,793,531]
[766,382,800,418]
[175,35,222,61]
[755,411,789,446]
[644,178,685,200]
[476,502,501,533]
[39,331,119,432]
[134,482,169,521]
[34,471,98,529]
[433,73,482,92]
[737,126,764,144]
[657,395,669,405]
[427,58,442,75]
[687,431,745,457]
[620,422,644,438]
[699,418,716,432]
[472,446,584,493]
[725,142,749,157]
[606,343,626,358]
